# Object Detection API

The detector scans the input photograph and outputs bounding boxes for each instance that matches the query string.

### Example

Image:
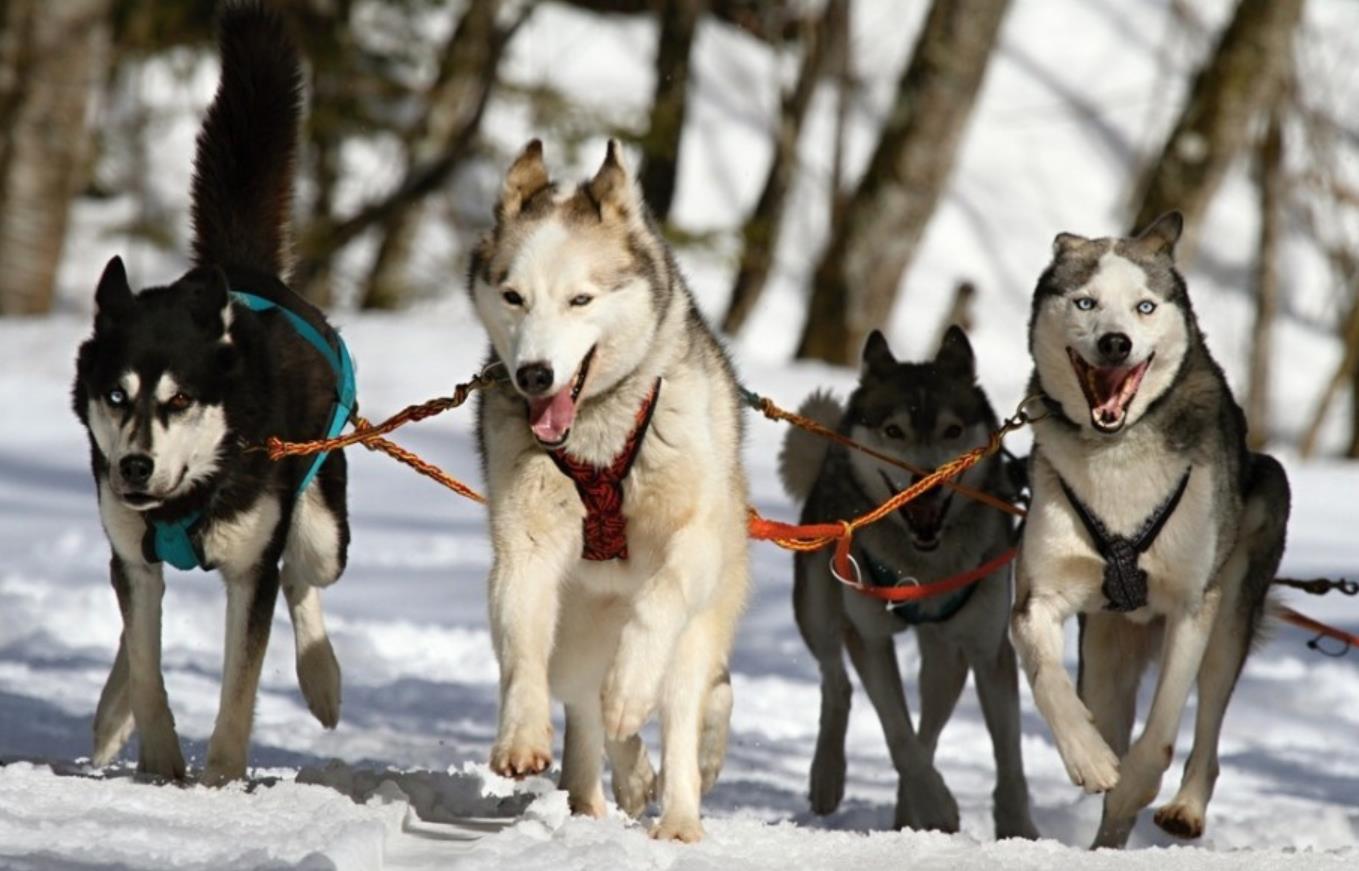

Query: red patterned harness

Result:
[549,380,662,561]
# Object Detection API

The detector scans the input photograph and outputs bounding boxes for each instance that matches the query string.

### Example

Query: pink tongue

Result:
[528,389,577,443]
[1092,368,1132,416]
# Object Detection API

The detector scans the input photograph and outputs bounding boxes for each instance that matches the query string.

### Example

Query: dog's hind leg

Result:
[561,702,608,818]
[203,561,282,785]
[845,625,959,832]
[280,482,346,729]
[794,557,851,816]
[1156,457,1288,841]
[91,635,134,766]
[606,735,656,817]
[1093,588,1220,849]
[698,669,733,794]
[1078,613,1152,760]
[111,557,186,781]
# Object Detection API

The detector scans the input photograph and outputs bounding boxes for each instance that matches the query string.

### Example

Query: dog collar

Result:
[549,379,662,561]
[144,286,356,571]
[857,546,980,625]
[1058,468,1192,612]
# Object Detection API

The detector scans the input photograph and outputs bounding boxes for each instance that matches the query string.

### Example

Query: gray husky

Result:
[781,327,1038,838]
[1011,212,1290,848]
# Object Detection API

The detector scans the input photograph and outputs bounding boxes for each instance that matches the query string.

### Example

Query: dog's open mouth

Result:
[1067,347,1153,434]
[882,472,953,552]
[526,346,596,449]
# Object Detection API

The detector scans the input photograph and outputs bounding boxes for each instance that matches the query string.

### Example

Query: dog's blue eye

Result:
[502,289,524,306]
[1074,297,1096,311]
[107,388,128,407]
[569,294,593,307]
[1137,300,1157,315]
[884,424,905,439]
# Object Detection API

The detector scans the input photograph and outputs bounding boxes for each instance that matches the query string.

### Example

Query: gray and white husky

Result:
[468,140,750,841]
[781,328,1038,838]
[1011,212,1290,848]
[71,4,346,784]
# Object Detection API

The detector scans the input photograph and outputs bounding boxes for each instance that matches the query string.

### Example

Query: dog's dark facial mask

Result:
[74,257,239,511]
[845,327,994,552]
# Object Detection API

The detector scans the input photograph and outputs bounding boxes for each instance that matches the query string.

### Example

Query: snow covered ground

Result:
[4,0,1359,867]
[2,313,1358,869]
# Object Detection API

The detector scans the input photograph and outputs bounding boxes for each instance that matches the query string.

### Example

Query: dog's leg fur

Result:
[561,703,608,817]
[794,558,852,815]
[651,613,725,842]
[488,529,576,778]
[845,625,959,832]
[915,627,969,759]
[280,482,345,729]
[203,558,281,785]
[966,629,1040,840]
[1078,614,1152,759]
[698,671,733,794]
[1093,586,1220,849]
[607,735,657,817]
[112,557,186,780]
[92,633,134,765]
[1012,557,1119,795]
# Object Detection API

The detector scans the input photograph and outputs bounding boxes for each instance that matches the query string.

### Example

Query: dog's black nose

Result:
[1098,332,1132,364]
[516,363,555,395]
[119,454,154,487]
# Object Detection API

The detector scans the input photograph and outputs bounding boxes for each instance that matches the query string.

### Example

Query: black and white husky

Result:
[780,329,1037,839]
[72,3,349,784]
[1011,212,1290,847]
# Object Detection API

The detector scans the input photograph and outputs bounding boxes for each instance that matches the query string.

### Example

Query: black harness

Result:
[1058,469,1192,612]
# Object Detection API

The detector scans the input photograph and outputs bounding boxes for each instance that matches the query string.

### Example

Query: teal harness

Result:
[146,290,356,571]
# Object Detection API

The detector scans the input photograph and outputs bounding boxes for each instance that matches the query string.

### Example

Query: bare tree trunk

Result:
[1245,110,1283,450]
[360,0,505,310]
[1128,0,1304,259]
[637,0,704,223]
[291,2,525,305]
[720,0,839,335]
[0,0,111,315]
[795,0,1010,364]
[826,0,852,234]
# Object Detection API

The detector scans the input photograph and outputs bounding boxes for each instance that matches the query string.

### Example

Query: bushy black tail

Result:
[190,1,303,278]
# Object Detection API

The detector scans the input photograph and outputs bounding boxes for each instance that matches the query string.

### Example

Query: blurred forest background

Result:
[1,0,1357,454]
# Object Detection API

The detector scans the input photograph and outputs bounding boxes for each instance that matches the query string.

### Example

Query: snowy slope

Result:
[4,0,1359,867]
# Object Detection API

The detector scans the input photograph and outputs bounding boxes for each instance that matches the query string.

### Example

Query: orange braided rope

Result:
[260,375,1351,654]
[743,391,1026,519]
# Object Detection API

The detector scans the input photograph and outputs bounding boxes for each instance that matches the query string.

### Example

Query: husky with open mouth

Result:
[780,328,1038,839]
[469,140,750,841]
[1013,212,1291,848]
[71,3,348,784]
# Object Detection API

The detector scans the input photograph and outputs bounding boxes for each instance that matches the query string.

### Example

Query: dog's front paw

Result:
[611,748,656,818]
[650,813,704,843]
[601,663,659,742]
[898,764,959,833]
[1055,725,1120,793]
[1153,801,1205,839]
[490,721,553,779]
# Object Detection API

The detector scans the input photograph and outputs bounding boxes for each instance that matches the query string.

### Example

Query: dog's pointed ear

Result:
[935,325,976,380]
[1052,232,1092,258]
[587,139,638,223]
[498,139,550,221]
[94,256,133,324]
[862,329,896,378]
[1131,210,1184,258]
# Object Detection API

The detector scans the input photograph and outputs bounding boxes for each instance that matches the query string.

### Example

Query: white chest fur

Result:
[1027,423,1221,613]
